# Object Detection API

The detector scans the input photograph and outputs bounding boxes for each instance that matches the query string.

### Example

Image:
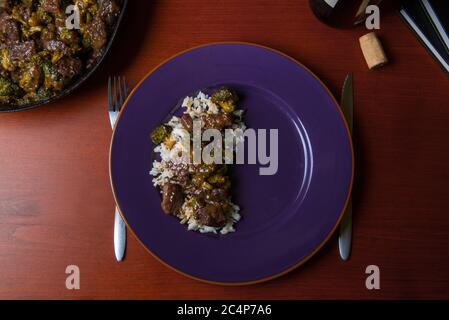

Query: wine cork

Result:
[359,32,388,69]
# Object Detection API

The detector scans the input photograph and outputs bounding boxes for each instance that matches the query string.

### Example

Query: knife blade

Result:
[338,73,353,261]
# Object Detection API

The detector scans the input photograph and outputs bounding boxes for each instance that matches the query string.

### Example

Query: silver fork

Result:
[108,76,128,262]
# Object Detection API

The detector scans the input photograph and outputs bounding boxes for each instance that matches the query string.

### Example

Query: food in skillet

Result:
[150,88,245,235]
[0,0,121,107]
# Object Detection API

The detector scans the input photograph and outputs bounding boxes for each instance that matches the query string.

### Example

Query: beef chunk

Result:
[161,183,184,214]
[9,41,36,65]
[196,204,228,227]
[0,13,20,44]
[42,39,69,54]
[40,24,57,42]
[99,0,119,26]
[87,15,107,51]
[181,113,194,132]
[13,3,32,22]
[209,188,229,202]
[0,0,10,10]
[201,113,234,130]
[40,0,61,14]
[55,56,82,81]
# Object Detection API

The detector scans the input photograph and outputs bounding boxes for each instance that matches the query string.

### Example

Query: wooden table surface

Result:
[1,0,448,299]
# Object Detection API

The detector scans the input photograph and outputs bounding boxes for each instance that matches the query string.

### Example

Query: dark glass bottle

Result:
[309,0,383,28]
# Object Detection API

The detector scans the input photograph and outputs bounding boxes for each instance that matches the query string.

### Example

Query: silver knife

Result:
[338,73,353,261]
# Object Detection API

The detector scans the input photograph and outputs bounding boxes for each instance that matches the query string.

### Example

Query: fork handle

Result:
[114,207,126,261]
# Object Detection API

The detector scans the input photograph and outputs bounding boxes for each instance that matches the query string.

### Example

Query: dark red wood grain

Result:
[0,0,448,299]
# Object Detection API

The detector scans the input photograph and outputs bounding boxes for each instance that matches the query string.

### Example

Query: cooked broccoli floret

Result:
[27,12,40,27]
[0,77,22,97]
[21,25,43,39]
[86,11,93,24]
[211,87,239,113]
[151,125,172,145]
[87,2,99,15]
[51,50,64,64]
[11,7,27,25]
[81,33,92,48]
[59,28,73,40]
[36,87,53,100]
[75,0,98,24]
[1,49,14,72]
[59,28,81,52]
[40,60,64,91]
[208,174,227,185]
[19,64,42,93]
[37,8,53,24]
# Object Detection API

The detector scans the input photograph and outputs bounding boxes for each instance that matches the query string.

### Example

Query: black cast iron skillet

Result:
[0,0,128,112]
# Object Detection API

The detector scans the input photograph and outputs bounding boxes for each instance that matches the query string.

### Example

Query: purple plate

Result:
[110,43,353,285]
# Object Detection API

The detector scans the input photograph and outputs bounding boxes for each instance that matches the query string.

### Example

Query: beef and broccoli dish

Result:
[0,0,121,107]
[150,88,246,235]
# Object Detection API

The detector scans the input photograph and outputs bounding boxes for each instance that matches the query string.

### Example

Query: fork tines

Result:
[108,76,128,112]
